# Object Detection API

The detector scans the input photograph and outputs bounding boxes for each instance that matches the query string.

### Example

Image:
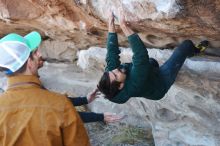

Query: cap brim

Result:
[24,31,42,52]
[0,33,24,44]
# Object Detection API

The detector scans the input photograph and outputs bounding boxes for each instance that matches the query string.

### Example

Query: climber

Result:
[97,10,209,104]
[0,31,90,145]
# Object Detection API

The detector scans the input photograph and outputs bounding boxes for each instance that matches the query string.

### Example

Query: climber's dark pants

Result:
[159,40,196,92]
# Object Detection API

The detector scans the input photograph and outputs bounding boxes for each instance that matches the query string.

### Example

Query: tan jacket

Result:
[0,75,90,146]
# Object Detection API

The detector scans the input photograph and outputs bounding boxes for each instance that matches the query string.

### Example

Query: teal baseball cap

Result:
[0,31,42,73]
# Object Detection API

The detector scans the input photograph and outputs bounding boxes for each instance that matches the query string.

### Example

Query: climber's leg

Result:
[159,40,196,91]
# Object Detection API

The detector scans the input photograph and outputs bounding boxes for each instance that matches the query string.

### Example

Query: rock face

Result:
[77,48,220,146]
[1,0,220,61]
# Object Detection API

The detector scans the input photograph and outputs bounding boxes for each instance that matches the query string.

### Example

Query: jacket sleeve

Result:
[128,33,149,69]
[79,112,104,123]
[122,34,150,97]
[105,33,121,71]
[68,96,88,106]
[62,98,90,146]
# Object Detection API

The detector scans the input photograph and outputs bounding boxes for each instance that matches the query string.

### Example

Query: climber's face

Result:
[109,68,126,84]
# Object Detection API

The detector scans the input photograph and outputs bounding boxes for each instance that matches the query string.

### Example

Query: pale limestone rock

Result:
[77,47,107,70]
[40,40,77,61]
[90,0,179,21]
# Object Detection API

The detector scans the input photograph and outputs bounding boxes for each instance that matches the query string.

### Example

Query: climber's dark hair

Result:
[97,71,121,99]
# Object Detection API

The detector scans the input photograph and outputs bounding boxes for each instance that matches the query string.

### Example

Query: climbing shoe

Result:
[195,40,209,54]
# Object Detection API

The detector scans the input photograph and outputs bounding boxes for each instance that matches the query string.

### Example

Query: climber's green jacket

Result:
[105,33,167,104]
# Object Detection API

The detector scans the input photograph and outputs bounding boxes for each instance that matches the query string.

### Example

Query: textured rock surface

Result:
[1,0,220,61]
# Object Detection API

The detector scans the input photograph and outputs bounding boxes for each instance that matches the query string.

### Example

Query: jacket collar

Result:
[7,75,42,90]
